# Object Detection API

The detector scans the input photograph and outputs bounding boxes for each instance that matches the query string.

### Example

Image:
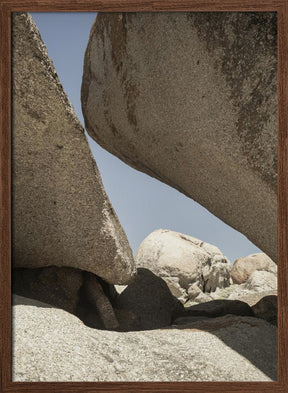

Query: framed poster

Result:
[0,0,287,392]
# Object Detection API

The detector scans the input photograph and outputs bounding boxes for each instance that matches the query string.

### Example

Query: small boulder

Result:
[231,253,277,284]
[115,268,184,330]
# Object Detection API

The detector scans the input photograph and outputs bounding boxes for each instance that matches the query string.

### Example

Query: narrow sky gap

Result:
[30,12,262,263]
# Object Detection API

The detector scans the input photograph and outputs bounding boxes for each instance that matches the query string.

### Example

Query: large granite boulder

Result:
[231,253,277,284]
[81,12,277,262]
[135,229,231,303]
[12,13,136,284]
[13,295,277,381]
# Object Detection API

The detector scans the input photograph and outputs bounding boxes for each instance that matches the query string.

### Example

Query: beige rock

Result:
[187,283,202,300]
[244,270,277,292]
[231,253,277,284]
[164,276,189,304]
[81,12,277,262]
[12,295,277,381]
[12,13,135,284]
[194,292,213,304]
[135,229,231,302]
[234,290,277,307]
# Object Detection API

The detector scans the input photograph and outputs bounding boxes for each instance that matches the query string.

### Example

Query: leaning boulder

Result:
[231,253,277,284]
[135,229,231,303]
[12,13,135,284]
[81,12,277,262]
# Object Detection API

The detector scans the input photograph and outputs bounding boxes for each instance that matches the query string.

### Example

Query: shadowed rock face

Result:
[81,12,277,262]
[12,13,136,284]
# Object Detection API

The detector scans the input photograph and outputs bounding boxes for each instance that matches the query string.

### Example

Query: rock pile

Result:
[135,229,232,305]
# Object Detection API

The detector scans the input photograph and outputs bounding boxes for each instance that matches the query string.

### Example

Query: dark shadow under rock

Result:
[12,266,119,331]
[252,295,277,326]
[115,268,184,331]
[183,299,255,319]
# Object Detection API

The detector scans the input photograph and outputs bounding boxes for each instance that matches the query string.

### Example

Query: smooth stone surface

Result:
[231,253,277,284]
[81,12,277,262]
[135,229,231,302]
[12,12,136,284]
[13,295,277,381]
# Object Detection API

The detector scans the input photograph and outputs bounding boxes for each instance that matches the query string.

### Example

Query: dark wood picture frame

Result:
[1,0,287,392]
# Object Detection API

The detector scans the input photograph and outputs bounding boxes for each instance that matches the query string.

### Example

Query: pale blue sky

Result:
[30,12,261,263]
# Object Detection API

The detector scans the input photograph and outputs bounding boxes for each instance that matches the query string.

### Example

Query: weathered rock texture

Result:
[135,229,231,303]
[12,13,136,284]
[244,270,277,292]
[231,253,277,284]
[13,295,277,381]
[81,12,277,262]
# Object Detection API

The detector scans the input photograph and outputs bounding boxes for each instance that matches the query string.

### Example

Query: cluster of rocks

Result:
[11,11,277,382]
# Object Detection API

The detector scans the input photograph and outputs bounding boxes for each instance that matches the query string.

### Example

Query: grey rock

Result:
[135,229,231,302]
[184,299,255,319]
[12,12,136,284]
[81,12,277,262]
[115,268,184,330]
[231,253,277,284]
[12,267,119,330]
[12,295,277,381]
[12,267,84,314]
